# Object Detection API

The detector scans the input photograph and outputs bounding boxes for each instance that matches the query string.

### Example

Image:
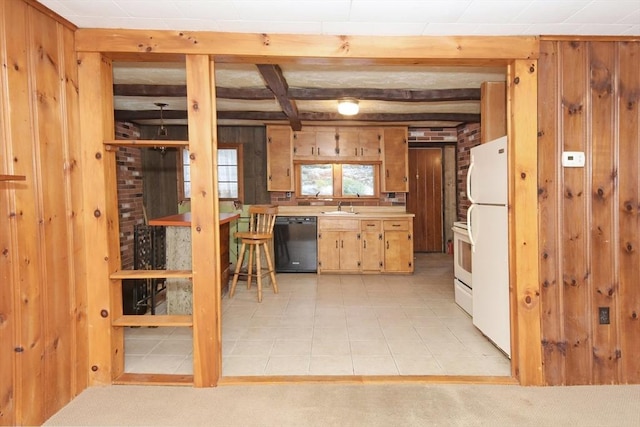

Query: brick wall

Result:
[115,122,144,269]
[408,127,458,144]
[269,191,405,207]
[456,123,481,221]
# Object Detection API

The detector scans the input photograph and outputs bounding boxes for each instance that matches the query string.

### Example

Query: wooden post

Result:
[77,52,122,385]
[186,55,221,387]
[508,59,543,385]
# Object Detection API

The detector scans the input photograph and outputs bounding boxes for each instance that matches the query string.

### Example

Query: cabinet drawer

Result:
[319,218,359,230]
[383,220,409,231]
[360,220,381,231]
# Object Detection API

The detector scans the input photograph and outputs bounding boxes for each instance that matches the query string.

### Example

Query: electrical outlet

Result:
[599,307,610,325]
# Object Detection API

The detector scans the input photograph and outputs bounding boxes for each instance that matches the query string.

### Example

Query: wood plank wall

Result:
[538,40,640,385]
[0,1,83,425]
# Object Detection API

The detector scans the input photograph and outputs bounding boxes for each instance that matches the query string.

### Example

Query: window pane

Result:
[300,164,333,196]
[184,181,191,199]
[183,148,190,165]
[218,165,237,181]
[342,164,374,196]
[218,149,237,165]
[183,164,190,182]
[218,182,237,199]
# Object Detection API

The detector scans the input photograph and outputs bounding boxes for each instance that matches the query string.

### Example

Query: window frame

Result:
[294,162,379,200]
[178,143,244,202]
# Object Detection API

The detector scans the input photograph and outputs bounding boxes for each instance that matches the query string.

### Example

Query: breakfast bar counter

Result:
[149,212,240,314]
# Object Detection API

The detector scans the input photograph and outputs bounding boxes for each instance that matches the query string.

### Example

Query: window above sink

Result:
[298,163,378,199]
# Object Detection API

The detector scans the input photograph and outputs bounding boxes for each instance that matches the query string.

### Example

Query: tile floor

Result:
[124,253,511,377]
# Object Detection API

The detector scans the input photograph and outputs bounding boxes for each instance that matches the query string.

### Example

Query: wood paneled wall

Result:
[538,40,640,385]
[0,1,83,425]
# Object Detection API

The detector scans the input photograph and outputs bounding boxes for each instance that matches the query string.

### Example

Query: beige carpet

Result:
[44,382,640,426]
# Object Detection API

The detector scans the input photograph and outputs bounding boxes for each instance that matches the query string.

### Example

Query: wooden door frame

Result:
[75,31,542,386]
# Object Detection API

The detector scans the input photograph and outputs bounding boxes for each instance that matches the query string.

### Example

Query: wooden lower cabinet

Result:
[318,216,413,274]
[360,220,383,272]
[318,218,360,272]
[383,219,414,272]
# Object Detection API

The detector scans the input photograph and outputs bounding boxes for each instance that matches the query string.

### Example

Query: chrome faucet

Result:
[337,201,342,211]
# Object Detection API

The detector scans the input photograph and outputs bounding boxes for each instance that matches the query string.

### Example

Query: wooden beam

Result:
[289,87,481,102]
[114,109,480,123]
[75,30,539,61]
[256,64,301,130]
[114,84,480,102]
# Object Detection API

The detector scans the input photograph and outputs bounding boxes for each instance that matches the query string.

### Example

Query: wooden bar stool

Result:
[229,205,278,302]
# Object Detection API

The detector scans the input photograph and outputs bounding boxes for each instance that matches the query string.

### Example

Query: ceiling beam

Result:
[113,84,480,102]
[114,109,479,123]
[256,64,302,130]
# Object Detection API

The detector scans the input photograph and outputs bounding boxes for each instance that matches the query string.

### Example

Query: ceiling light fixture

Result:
[338,98,359,116]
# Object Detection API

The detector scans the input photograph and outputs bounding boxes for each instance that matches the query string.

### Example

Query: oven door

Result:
[453,226,472,288]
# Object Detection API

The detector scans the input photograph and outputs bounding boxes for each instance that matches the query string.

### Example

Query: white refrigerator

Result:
[467,135,510,357]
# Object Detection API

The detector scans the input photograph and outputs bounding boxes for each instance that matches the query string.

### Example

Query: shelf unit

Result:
[105,138,193,383]
[0,174,26,181]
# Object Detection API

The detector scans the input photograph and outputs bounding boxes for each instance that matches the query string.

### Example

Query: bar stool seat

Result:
[229,205,278,302]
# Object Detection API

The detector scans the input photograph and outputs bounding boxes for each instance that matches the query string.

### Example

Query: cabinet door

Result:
[339,231,361,272]
[266,126,293,191]
[315,130,338,159]
[361,220,382,271]
[384,230,413,272]
[382,127,409,192]
[293,130,316,159]
[361,231,382,271]
[383,219,413,273]
[318,230,341,271]
[358,128,382,160]
[336,129,360,160]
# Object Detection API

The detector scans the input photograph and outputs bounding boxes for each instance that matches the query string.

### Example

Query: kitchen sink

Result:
[321,211,359,215]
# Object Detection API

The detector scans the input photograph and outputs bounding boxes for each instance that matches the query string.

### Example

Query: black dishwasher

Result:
[274,216,317,273]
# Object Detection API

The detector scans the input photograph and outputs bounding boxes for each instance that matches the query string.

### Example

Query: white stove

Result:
[452,221,472,316]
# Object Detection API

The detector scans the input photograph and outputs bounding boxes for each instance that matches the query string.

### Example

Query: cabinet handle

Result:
[363,240,367,249]
[386,241,390,250]
[335,240,339,249]
[355,148,358,156]
[392,224,401,227]
[386,170,389,178]
[312,147,315,155]
[341,240,344,249]
[286,168,290,177]
[360,147,363,156]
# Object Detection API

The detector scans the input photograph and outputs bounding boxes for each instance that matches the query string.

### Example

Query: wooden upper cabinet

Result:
[266,125,294,191]
[480,81,507,143]
[358,128,383,160]
[293,127,337,160]
[337,127,382,161]
[381,127,409,192]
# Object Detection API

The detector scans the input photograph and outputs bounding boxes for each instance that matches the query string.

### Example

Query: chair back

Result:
[248,205,278,235]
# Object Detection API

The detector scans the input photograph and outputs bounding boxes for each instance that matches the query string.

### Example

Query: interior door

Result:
[407,148,443,252]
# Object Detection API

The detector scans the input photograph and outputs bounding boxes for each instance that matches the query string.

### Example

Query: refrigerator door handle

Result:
[467,204,476,251]
[466,160,476,204]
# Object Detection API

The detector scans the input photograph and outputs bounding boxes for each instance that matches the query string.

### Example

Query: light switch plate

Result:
[562,151,585,167]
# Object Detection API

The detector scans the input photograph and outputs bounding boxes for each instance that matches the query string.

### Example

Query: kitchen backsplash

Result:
[269,191,406,207]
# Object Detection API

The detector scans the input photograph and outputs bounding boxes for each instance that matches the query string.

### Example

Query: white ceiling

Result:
[38,0,640,36]
[37,0,640,128]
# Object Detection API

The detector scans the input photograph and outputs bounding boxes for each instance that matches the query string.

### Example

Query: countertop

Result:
[276,205,414,218]
[148,212,240,226]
